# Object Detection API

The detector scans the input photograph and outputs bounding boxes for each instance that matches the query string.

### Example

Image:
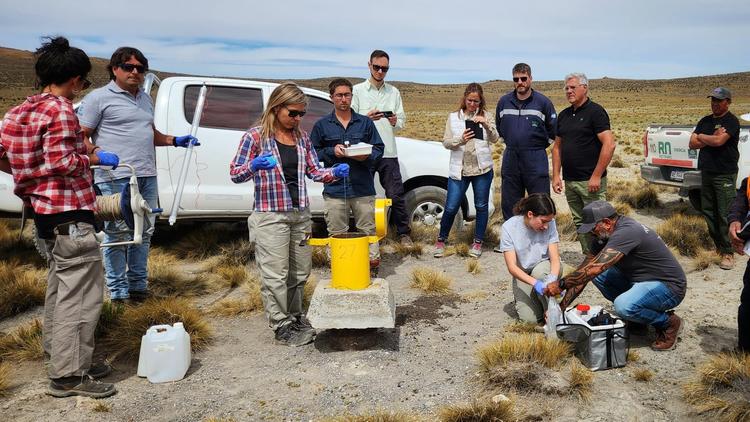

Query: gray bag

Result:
[556,310,629,371]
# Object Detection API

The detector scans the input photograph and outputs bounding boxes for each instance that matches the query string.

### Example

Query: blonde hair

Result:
[258,82,308,140]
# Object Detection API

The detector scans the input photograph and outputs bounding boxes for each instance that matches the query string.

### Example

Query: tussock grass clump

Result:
[633,368,654,382]
[477,334,571,370]
[505,321,541,334]
[0,261,46,318]
[0,318,44,362]
[607,179,661,209]
[409,223,439,244]
[100,298,212,359]
[169,223,241,260]
[439,399,518,422]
[392,241,424,258]
[467,259,481,275]
[209,282,263,317]
[684,352,750,422]
[444,243,470,258]
[311,246,330,268]
[0,220,46,267]
[410,267,452,294]
[555,213,578,242]
[0,361,10,395]
[303,275,318,310]
[627,349,641,363]
[147,249,209,296]
[657,214,712,257]
[610,154,626,168]
[322,411,422,422]
[692,248,721,271]
[92,401,111,412]
[96,301,125,338]
[613,201,633,216]
[214,265,254,289]
[217,239,255,266]
[569,361,593,401]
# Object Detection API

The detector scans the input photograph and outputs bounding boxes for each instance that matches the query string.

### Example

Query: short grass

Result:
[321,410,422,422]
[147,248,210,296]
[0,260,46,319]
[477,334,571,371]
[0,361,11,395]
[692,248,721,271]
[633,368,654,382]
[505,321,541,334]
[569,361,594,401]
[0,318,44,362]
[555,213,578,242]
[410,267,452,294]
[439,399,518,422]
[683,352,750,422]
[311,246,330,268]
[606,178,661,209]
[0,220,46,268]
[657,214,713,257]
[209,282,263,317]
[627,349,641,363]
[466,259,481,275]
[92,401,112,412]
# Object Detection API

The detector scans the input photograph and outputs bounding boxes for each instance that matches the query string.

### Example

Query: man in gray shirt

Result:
[77,47,198,303]
[545,201,686,351]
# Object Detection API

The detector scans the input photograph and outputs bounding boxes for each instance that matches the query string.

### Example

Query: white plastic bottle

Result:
[137,322,192,383]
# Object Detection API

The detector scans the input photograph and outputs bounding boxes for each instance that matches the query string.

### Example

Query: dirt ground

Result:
[0,182,743,422]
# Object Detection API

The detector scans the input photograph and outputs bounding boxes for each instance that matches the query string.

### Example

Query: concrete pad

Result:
[307,278,395,329]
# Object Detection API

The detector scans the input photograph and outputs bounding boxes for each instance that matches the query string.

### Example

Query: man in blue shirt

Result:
[495,63,557,224]
[311,78,384,267]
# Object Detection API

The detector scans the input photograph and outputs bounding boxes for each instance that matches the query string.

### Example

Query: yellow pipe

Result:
[375,198,392,239]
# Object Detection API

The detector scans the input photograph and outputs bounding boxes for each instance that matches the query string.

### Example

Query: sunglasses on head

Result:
[286,108,307,118]
[372,64,389,73]
[119,63,147,73]
[512,76,528,83]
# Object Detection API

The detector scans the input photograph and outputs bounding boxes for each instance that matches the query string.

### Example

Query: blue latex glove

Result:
[251,153,276,172]
[173,135,200,148]
[533,280,545,296]
[332,163,350,178]
[95,151,119,169]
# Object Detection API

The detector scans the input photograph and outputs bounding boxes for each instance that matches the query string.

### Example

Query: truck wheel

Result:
[404,186,462,230]
[688,189,701,211]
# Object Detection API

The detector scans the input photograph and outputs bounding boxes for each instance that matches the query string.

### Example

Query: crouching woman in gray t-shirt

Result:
[499,193,562,324]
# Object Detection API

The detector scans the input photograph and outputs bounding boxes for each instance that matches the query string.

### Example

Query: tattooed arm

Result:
[545,248,624,309]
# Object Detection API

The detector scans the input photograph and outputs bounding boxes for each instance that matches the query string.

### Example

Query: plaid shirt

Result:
[0,93,96,214]
[230,126,336,212]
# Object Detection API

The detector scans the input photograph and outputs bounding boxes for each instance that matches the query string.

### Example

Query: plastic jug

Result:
[137,322,191,383]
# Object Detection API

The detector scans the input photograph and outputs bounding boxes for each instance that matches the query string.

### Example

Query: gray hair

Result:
[565,72,588,86]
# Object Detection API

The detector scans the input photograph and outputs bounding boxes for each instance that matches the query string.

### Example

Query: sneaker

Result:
[274,322,314,347]
[399,234,414,246]
[129,290,152,303]
[493,244,504,253]
[369,258,381,269]
[87,362,112,379]
[469,241,483,258]
[720,253,735,270]
[433,240,446,258]
[47,375,117,399]
[651,313,683,351]
[293,316,316,338]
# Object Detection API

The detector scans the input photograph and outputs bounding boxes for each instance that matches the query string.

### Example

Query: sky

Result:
[1,0,748,84]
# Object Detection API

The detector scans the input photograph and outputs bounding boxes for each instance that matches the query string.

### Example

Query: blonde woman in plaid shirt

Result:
[230,83,349,347]
[0,37,119,398]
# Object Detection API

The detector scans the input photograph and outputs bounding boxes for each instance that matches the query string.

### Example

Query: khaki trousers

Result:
[323,195,379,260]
[511,260,576,324]
[250,210,312,330]
[42,222,104,379]
[564,178,608,254]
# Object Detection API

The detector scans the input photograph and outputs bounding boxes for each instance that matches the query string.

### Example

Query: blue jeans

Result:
[592,267,682,329]
[438,169,493,242]
[96,176,158,300]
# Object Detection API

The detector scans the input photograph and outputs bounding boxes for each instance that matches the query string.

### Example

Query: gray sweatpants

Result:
[42,222,104,379]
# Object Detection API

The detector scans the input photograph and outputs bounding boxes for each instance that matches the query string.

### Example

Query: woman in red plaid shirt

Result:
[0,37,119,398]
[230,83,349,347]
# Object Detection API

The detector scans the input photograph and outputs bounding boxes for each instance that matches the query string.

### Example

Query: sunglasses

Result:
[286,108,307,118]
[119,63,147,73]
[512,76,529,83]
[372,64,389,73]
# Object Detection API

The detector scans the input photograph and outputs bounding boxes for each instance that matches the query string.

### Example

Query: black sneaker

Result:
[47,375,117,399]
[87,362,112,379]
[274,322,314,347]
[294,316,316,338]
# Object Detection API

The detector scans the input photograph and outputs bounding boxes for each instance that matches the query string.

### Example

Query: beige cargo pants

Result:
[42,222,104,379]
[323,195,379,260]
[512,260,570,324]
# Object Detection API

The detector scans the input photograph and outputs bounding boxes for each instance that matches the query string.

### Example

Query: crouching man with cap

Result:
[545,200,687,351]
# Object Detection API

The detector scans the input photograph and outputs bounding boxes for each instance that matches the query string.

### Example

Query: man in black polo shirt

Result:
[552,72,616,253]
[689,87,740,270]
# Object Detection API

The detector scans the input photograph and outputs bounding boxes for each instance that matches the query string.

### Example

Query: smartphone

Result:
[465,120,484,140]
[380,111,394,118]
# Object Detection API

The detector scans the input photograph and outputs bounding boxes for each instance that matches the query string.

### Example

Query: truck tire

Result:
[688,189,701,211]
[403,186,462,230]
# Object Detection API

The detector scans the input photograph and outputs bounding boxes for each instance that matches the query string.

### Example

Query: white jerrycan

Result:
[137,322,191,383]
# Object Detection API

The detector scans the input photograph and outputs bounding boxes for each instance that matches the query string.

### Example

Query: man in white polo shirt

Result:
[77,47,198,303]
[352,49,411,254]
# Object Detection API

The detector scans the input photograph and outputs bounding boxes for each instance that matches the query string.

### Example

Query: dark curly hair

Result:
[34,36,91,89]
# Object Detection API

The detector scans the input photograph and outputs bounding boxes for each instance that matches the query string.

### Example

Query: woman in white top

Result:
[434,83,499,258]
[498,193,562,324]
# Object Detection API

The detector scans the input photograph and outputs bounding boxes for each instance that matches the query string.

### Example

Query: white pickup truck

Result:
[0,74,486,227]
[640,121,750,209]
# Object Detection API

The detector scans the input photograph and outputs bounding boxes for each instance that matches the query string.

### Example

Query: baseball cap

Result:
[577,200,617,234]
[708,87,732,100]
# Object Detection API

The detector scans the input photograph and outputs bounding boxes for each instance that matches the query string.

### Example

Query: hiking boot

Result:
[651,313,683,351]
[129,290,152,303]
[469,241,483,258]
[399,234,414,246]
[434,240,446,258]
[87,361,112,379]
[274,322,314,347]
[293,316,316,338]
[720,253,735,270]
[47,375,117,399]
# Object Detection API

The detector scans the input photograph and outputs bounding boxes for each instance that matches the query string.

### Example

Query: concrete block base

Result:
[307,278,395,329]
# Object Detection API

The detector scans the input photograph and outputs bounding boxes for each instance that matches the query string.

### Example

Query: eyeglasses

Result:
[119,63,147,74]
[81,78,91,90]
[372,64,389,73]
[465,99,481,104]
[286,108,307,118]
[512,76,529,83]
[333,93,353,99]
